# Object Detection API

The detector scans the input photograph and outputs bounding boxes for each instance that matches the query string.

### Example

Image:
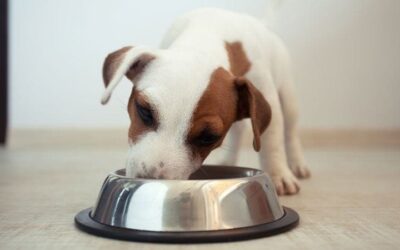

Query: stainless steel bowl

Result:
[75,165,299,243]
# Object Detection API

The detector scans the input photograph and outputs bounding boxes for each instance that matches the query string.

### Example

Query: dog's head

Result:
[101,45,271,179]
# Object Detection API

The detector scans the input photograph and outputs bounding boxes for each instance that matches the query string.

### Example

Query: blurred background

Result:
[6,0,400,134]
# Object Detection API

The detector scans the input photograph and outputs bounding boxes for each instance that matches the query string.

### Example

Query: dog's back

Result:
[161,8,290,89]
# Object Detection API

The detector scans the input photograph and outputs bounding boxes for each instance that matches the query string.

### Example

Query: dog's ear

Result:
[235,77,272,151]
[101,46,155,104]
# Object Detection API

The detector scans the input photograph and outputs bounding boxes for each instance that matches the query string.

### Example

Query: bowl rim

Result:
[109,164,265,182]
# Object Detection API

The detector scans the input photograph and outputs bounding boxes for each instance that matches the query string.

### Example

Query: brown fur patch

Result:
[225,41,251,77]
[102,46,155,87]
[187,42,258,160]
[127,89,158,143]
[187,40,270,158]
[187,67,238,161]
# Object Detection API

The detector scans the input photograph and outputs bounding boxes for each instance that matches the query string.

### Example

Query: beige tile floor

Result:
[0,130,400,249]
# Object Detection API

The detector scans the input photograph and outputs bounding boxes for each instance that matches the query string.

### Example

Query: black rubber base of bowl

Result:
[75,207,299,243]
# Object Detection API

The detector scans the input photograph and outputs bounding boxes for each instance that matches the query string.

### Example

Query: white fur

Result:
[103,8,310,192]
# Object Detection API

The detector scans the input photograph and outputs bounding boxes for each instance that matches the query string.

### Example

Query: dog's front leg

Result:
[258,91,300,195]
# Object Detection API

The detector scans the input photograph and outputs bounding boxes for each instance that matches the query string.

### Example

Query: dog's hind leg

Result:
[270,38,310,179]
[277,70,311,179]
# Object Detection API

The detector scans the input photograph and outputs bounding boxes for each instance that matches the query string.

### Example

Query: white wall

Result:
[10,0,400,129]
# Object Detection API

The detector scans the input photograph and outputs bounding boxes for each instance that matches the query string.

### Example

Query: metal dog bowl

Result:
[75,165,299,243]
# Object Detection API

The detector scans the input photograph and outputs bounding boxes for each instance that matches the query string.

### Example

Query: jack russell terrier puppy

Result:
[101,8,310,195]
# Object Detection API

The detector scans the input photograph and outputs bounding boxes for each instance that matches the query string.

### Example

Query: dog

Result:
[100,8,310,195]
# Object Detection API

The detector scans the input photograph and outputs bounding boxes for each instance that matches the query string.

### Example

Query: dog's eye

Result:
[193,130,221,147]
[135,101,154,126]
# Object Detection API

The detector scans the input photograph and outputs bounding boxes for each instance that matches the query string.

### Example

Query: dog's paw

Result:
[270,170,300,195]
[290,164,311,179]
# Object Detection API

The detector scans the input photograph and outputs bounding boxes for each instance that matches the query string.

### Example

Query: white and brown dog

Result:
[101,8,310,195]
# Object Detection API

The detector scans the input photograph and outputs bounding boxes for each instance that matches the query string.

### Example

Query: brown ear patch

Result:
[225,41,251,77]
[102,46,155,87]
[235,78,272,151]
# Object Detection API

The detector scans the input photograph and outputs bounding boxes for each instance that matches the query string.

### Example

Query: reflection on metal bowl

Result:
[75,165,299,243]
